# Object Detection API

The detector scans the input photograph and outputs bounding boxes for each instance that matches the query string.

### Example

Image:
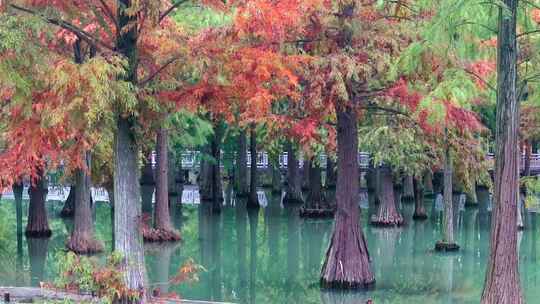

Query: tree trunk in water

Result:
[199,145,212,201]
[13,182,24,238]
[402,175,414,201]
[26,172,51,238]
[307,161,324,209]
[435,144,459,252]
[302,159,310,191]
[140,153,154,216]
[235,130,249,197]
[235,199,248,303]
[247,207,259,303]
[481,1,522,301]
[205,121,224,212]
[371,166,404,226]
[60,186,75,218]
[284,142,303,204]
[413,177,427,220]
[145,127,180,242]
[424,171,434,194]
[67,152,103,254]
[114,117,147,301]
[320,108,374,289]
[247,125,259,209]
[325,157,336,189]
[270,152,281,194]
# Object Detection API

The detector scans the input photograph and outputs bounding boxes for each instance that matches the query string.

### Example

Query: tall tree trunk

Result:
[60,186,75,217]
[140,153,154,216]
[199,145,212,201]
[424,171,434,194]
[325,157,337,189]
[235,130,249,197]
[247,125,259,208]
[114,117,146,302]
[302,159,310,191]
[67,152,103,253]
[435,143,459,251]
[413,177,427,220]
[320,108,374,288]
[146,127,180,242]
[210,121,224,212]
[26,172,51,238]
[371,166,404,226]
[307,161,324,209]
[284,142,303,204]
[482,3,522,300]
[13,182,24,237]
[270,152,282,193]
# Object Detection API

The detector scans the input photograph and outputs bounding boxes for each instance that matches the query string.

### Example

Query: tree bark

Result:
[145,127,180,242]
[114,117,147,302]
[371,166,404,226]
[270,152,282,193]
[435,143,459,251]
[402,175,415,201]
[424,171,434,194]
[235,130,249,197]
[13,182,24,238]
[26,172,51,238]
[284,142,303,204]
[481,2,522,301]
[302,159,310,191]
[413,177,427,220]
[67,152,103,253]
[325,157,337,189]
[140,153,154,216]
[320,108,374,289]
[209,121,224,212]
[247,125,259,208]
[60,186,75,218]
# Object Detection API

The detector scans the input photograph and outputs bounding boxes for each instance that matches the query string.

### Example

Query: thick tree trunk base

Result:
[66,235,104,254]
[434,241,460,252]
[299,207,335,218]
[142,228,181,242]
[412,213,428,221]
[25,230,52,238]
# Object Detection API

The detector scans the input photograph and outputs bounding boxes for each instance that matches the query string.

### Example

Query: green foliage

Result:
[359,123,436,177]
[54,251,139,304]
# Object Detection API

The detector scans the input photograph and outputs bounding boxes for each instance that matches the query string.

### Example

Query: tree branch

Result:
[10,4,116,52]
[159,0,190,23]
[140,54,184,86]
[97,0,119,31]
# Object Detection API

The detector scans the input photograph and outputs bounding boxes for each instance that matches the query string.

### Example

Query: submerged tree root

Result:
[143,227,181,242]
[435,241,460,252]
[299,207,335,218]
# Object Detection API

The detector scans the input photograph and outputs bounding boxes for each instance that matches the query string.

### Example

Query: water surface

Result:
[0,187,539,304]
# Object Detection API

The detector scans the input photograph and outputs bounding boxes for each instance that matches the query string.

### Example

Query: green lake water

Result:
[0,187,539,304]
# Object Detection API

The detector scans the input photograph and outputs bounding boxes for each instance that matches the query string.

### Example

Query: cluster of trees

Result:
[1,0,539,303]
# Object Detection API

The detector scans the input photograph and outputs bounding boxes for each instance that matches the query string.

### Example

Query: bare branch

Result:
[159,0,190,23]
[140,54,184,86]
